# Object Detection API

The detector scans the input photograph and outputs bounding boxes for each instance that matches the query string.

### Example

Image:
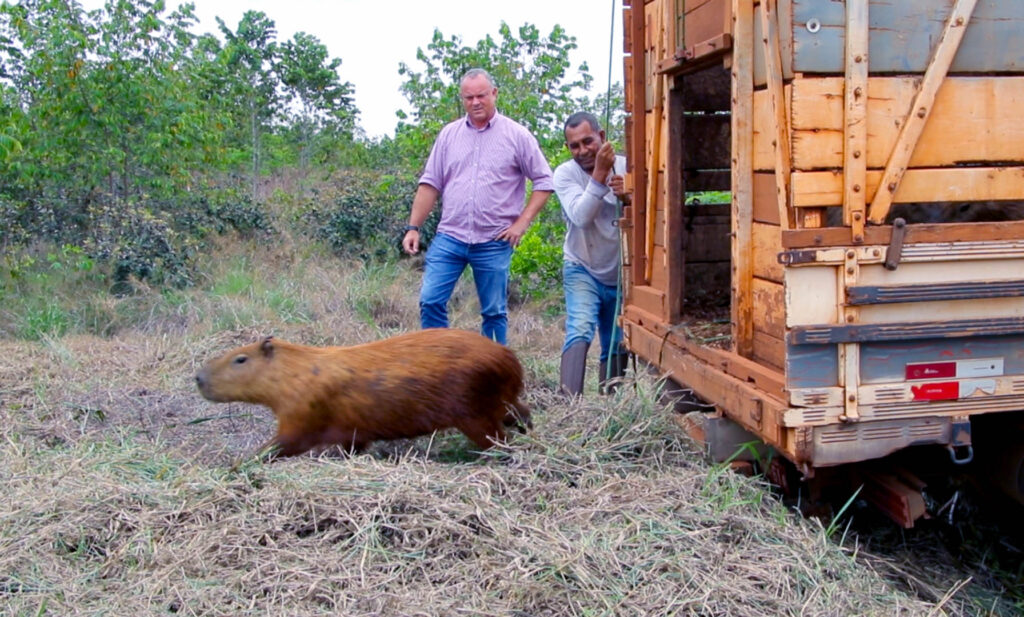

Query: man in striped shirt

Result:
[402,68,554,345]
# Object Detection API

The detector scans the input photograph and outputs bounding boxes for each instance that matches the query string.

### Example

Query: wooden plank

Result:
[684,169,731,192]
[731,0,755,358]
[624,318,793,457]
[628,0,648,292]
[752,277,786,339]
[789,77,1024,171]
[783,219,1024,248]
[752,172,780,224]
[843,0,869,242]
[682,0,731,61]
[681,63,731,111]
[631,284,668,321]
[752,330,785,370]
[867,0,980,224]
[752,0,794,87]
[792,166,1024,208]
[790,0,1024,75]
[683,113,731,170]
[623,305,788,399]
[685,214,731,261]
[666,78,686,322]
[650,246,670,290]
[752,222,784,282]
[759,0,795,230]
[645,0,668,283]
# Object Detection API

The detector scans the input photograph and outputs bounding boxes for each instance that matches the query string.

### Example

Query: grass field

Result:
[0,238,1018,616]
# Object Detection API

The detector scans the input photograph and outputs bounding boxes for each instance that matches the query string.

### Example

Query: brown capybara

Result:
[195,328,531,460]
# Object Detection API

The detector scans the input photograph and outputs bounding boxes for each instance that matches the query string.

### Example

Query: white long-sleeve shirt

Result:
[552,155,626,286]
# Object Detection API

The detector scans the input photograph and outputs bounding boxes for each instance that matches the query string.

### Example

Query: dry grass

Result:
[0,239,1004,616]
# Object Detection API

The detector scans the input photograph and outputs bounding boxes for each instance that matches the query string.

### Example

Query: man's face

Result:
[460,75,498,126]
[564,121,605,173]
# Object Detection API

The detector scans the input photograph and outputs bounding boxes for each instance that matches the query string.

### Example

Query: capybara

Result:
[195,328,532,460]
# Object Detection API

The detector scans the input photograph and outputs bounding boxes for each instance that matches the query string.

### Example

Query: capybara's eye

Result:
[233,355,248,365]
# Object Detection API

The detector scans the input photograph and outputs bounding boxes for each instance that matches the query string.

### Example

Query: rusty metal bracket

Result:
[884,218,907,270]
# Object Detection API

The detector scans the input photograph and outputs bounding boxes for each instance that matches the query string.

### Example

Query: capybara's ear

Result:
[260,336,274,358]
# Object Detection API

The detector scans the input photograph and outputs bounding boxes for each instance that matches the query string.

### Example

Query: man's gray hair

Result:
[461,68,496,88]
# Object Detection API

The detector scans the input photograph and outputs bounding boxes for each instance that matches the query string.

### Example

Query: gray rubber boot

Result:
[559,340,590,397]
[599,352,630,394]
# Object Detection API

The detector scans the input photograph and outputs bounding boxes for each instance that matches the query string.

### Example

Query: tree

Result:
[276,31,357,171]
[216,10,279,201]
[395,22,592,166]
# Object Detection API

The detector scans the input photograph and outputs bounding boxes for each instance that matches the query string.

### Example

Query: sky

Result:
[85,0,625,138]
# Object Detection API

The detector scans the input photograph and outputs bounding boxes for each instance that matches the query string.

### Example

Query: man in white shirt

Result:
[552,112,630,396]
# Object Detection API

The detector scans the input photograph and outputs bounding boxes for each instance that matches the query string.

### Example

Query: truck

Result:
[618,0,1024,526]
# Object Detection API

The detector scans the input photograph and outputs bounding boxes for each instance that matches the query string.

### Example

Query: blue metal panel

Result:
[786,343,839,388]
[860,334,1024,383]
[792,0,1024,74]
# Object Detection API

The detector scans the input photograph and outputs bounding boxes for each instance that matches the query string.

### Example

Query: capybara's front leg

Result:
[458,418,506,450]
[228,431,316,473]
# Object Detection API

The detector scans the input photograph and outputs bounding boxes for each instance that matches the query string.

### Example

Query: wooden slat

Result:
[752,172,780,224]
[682,113,731,169]
[752,277,786,339]
[681,0,732,61]
[681,63,731,111]
[731,0,755,358]
[628,0,648,291]
[788,77,1024,170]
[644,0,668,283]
[666,78,686,322]
[752,330,785,370]
[631,284,668,321]
[759,0,794,230]
[752,222,784,282]
[684,169,731,192]
[867,0,980,224]
[624,318,793,457]
[782,219,1024,248]
[843,0,869,241]
[623,305,788,399]
[791,166,1024,208]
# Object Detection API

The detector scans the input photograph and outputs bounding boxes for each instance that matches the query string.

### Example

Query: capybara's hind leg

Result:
[458,418,506,450]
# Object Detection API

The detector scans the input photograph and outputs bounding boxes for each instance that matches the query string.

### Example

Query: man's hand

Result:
[608,174,630,203]
[496,220,529,248]
[593,141,616,183]
[402,229,421,254]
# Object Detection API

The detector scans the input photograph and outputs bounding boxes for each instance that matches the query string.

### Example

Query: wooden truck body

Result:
[620,0,1024,525]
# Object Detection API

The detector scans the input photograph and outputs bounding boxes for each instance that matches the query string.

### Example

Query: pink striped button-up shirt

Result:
[419,112,554,244]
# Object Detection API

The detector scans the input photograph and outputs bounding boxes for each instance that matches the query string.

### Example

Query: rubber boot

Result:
[599,351,630,394]
[559,340,590,397]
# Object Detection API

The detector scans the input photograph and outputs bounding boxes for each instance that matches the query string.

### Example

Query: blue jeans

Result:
[562,261,622,362]
[420,232,513,345]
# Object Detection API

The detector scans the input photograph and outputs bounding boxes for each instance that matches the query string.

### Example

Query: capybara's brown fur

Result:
[195,328,531,459]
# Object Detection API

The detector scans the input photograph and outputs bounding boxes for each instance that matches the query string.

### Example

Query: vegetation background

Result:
[0,1,1019,615]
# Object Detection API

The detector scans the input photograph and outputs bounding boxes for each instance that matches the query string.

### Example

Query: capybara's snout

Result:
[194,367,219,401]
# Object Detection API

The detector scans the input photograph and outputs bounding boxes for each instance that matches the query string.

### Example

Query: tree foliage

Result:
[0,0,357,286]
[1,0,617,300]
[395,22,592,165]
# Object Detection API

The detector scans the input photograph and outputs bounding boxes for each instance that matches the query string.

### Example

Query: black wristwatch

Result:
[403,224,420,233]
